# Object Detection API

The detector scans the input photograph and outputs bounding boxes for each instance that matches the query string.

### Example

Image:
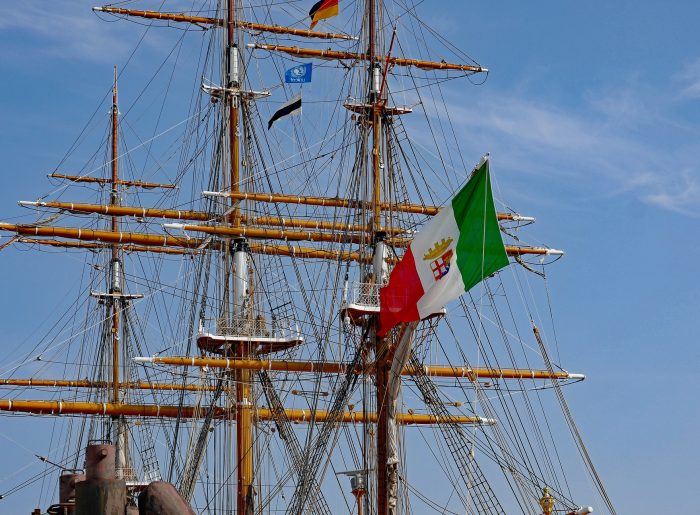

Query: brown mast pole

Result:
[229,0,241,229]
[110,66,131,481]
[110,66,121,405]
[226,0,253,512]
[369,0,381,232]
[366,1,390,514]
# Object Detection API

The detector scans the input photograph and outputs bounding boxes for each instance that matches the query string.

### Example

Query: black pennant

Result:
[268,94,302,130]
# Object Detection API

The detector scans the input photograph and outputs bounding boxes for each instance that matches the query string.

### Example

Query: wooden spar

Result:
[0,224,564,258]
[48,173,176,189]
[249,243,564,260]
[15,238,199,255]
[92,6,356,40]
[0,399,494,425]
[0,365,585,388]
[248,43,488,73]
[504,245,565,256]
[19,201,212,221]
[248,243,372,263]
[204,190,534,221]
[11,231,370,261]
[11,221,554,250]
[20,200,415,234]
[19,199,533,225]
[164,223,398,245]
[134,356,585,380]
[9,228,354,258]
[0,378,218,392]
[0,223,205,248]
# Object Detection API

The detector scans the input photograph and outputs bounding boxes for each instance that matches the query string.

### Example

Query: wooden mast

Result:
[225,0,254,511]
[110,66,120,405]
[365,1,391,513]
[108,66,132,481]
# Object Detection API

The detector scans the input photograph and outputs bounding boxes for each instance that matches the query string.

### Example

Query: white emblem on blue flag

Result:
[285,63,313,83]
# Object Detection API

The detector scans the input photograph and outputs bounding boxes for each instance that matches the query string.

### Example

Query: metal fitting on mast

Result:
[373,231,388,286]
[232,238,249,315]
[110,259,122,293]
[229,44,240,86]
[371,63,382,97]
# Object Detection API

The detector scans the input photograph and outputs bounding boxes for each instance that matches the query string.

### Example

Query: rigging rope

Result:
[532,325,617,515]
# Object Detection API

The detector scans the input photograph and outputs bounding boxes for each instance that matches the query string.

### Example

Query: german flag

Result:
[309,0,339,29]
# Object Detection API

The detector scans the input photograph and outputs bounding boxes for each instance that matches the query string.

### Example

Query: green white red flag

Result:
[378,155,509,336]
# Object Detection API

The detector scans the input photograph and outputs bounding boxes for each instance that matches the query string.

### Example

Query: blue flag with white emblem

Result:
[285,63,313,83]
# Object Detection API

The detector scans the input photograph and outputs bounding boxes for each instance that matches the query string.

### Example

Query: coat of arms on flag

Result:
[423,238,454,281]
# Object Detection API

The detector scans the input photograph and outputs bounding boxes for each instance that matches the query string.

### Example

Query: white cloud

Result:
[642,170,700,217]
[0,2,132,62]
[675,57,700,99]
[0,0,193,63]
[416,80,700,216]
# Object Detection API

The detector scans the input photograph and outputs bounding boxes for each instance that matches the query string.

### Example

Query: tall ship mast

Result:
[0,1,615,514]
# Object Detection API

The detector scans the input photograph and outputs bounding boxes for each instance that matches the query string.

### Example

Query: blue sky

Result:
[1,1,699,512]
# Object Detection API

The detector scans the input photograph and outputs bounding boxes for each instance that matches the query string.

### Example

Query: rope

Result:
[533,325,617,514]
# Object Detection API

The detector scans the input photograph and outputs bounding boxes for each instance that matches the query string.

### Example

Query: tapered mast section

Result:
[228,0,241,230]
[110,66,121,405]
[107,66,133,482]
[369,0,381,237]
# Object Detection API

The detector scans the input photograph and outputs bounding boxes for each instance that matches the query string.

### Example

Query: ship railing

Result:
[349,281,381,308]
[213,315,300,340]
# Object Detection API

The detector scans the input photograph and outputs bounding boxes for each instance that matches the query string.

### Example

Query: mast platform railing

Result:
[197,316,304,355]
[341,281,385,324]
[350,281,382,309]
[212,315,299,341]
